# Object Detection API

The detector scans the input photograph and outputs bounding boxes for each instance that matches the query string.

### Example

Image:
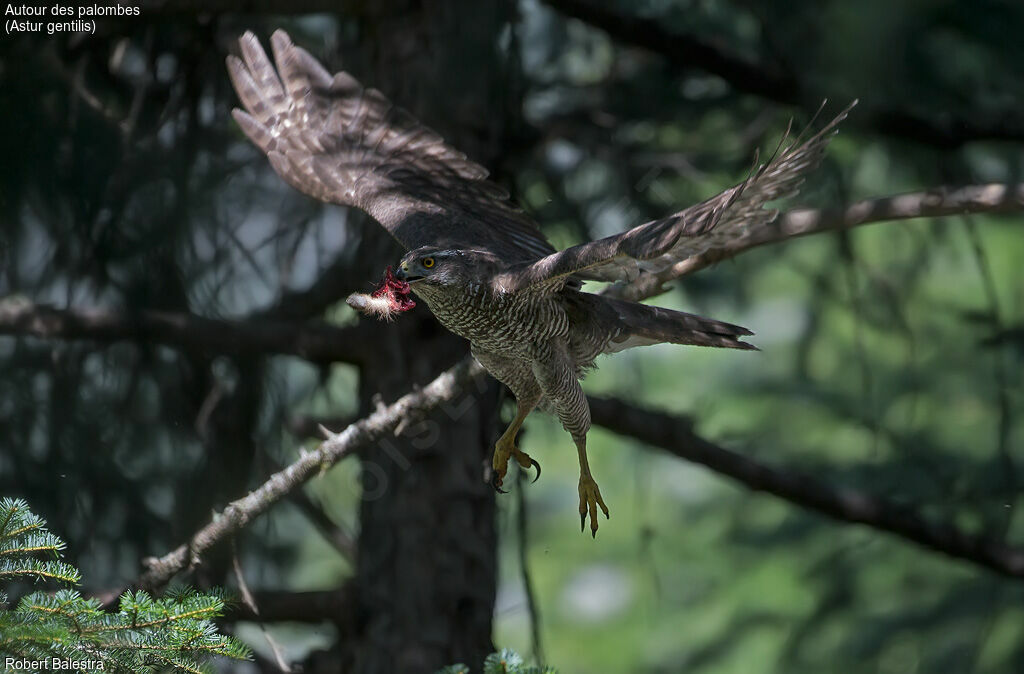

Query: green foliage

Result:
[0,498,251,673]
[3,6,1024,674]
[437,648,557,674]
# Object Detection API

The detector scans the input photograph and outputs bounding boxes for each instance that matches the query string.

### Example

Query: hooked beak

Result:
[395,262,423,282]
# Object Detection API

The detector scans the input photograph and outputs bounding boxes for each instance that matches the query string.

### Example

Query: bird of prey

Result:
[227,30,853,536]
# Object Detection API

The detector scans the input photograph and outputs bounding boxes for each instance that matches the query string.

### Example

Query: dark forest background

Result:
[1,1,1023,672]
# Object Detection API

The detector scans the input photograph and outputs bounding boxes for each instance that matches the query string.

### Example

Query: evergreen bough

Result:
[436,648,557,674]
[0,497,251,673]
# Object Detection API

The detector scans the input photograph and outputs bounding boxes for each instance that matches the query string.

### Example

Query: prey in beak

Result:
[345,266,416,320]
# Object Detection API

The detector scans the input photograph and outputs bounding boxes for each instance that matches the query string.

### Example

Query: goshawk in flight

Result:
[227,30,853,536]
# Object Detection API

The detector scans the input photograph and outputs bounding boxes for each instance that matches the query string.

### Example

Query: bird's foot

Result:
[578,474,610,538]
[491,436,513,493]
[491,437,541,493]
[513,447,541,483]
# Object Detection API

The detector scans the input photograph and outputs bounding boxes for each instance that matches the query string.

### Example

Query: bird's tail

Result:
[598,296,757,353]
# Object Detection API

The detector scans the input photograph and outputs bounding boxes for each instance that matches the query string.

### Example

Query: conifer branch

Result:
[0,498,251,672]
[10,184,1018,594]
[540,0,1024,147]
[609,183,1024,300]
[136,357,487,590]
[281,385,1024,580]
[586,396,1024,578]
[0,298,380,365]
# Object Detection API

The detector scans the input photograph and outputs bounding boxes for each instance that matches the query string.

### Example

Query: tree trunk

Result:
[341,3,520,672]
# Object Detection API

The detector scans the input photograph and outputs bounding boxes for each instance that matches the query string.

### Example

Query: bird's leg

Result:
[574,434,609,537]
[492,399,540,492]
[526,339,610,534]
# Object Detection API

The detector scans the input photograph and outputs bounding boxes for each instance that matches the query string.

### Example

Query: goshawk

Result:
[227,30,852,535]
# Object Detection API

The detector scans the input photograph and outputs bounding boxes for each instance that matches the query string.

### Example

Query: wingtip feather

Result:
[271,30,292,58]
[231,108,263,139]
[239,31,265,62]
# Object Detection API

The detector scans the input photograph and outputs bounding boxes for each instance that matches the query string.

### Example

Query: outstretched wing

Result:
[227,30,555,262]
[495,102,856,292]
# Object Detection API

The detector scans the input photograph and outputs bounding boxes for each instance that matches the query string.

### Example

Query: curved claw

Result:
[491,472,508,494]
[578,474,610,537]
[528,458,542,483]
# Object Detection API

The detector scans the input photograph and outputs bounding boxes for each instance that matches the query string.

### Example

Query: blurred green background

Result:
[1,1,1022,672]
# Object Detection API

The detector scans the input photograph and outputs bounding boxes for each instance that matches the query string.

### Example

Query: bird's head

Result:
[349,247,502,321]
[395,247,495,286]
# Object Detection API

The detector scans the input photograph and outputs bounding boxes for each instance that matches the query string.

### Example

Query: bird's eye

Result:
[422,257,435,269]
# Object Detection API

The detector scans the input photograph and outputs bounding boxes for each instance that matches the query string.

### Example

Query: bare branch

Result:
[56,183,1021,589]
[280,383,1024,578]
[231,550,293,670]
[587,396,1024,578]
[287,414,354,439]
[608,183,1024,301]
[0,299,379,365]
[137,357,486,590]
[540,0,798,103]
[541,0,1024,147]
[6,184,1018,358]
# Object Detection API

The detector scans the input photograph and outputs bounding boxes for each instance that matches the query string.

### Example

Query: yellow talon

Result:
[578,474,610,537]
[491,436,513,492]
[492,435,541,492]
[513,448,541,482]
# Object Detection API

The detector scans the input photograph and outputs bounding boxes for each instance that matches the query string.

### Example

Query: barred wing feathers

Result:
[496,101,856,292]
[227,30,555,262]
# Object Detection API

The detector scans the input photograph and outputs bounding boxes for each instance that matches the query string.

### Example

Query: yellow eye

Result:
[422,257,435,269]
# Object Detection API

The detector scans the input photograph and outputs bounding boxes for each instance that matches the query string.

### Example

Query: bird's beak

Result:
[395,261,423,282]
